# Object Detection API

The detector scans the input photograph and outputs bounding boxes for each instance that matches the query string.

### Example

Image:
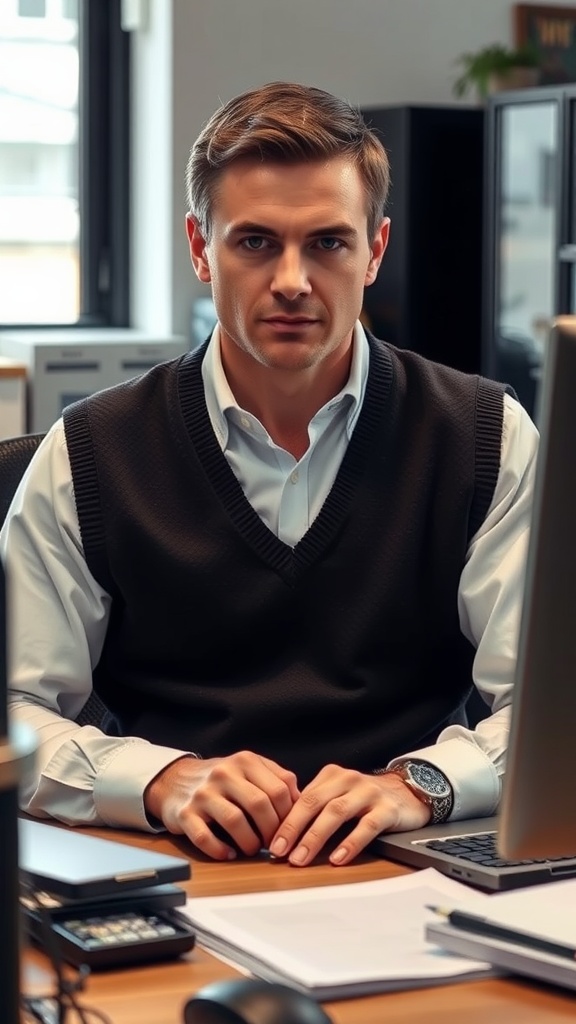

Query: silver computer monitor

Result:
[498,315,576,859]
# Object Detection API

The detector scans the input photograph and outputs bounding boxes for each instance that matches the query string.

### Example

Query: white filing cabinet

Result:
[0,330,189,433]
[0,357,27,439]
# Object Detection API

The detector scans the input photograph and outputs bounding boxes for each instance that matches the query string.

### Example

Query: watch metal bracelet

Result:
[380,760,453,824]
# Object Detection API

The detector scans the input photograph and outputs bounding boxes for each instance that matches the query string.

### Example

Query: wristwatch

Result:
[383,760,453,824]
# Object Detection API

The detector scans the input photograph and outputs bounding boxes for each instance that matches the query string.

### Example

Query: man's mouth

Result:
[262,316,319,325]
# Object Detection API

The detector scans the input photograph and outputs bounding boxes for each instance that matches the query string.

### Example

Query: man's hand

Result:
[144,752,300,860]
[269,764,432,867]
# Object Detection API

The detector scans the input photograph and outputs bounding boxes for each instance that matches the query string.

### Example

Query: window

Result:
[18,0,47,17]
[0,0,129,326]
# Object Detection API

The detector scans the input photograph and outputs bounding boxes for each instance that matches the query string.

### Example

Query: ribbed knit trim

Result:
[177,336,395,583]
[469,375,505,541]
[63,397,116,597]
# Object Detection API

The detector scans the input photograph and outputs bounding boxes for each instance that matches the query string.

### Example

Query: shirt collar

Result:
[201,321,370,450]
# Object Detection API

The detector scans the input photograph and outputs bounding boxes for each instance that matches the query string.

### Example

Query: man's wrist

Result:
[377,760,454,824]
[144,752,202,826]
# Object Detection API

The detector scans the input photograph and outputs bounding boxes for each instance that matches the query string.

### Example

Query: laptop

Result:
[375,319,576,892]
[376,818,576,892]
[19,818,191,900]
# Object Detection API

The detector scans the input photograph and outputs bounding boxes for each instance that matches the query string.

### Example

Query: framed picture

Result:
[514,4,576,84]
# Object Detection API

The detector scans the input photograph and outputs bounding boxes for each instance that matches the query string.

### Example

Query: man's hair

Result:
[186,81,391,242]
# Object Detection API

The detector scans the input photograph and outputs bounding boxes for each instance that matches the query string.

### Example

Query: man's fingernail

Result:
[289,844,308,865]
[330,846,347,864]
[270,837,287,857]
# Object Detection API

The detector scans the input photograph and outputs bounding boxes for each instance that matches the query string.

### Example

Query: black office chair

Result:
[465,687,491,728]
[0,431,110,729]
[0,432,46,525]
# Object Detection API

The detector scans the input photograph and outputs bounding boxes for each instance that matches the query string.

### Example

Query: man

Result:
[2,82,538,868]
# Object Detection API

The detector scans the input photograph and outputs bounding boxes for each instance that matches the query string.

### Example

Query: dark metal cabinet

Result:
[360,105,485,374]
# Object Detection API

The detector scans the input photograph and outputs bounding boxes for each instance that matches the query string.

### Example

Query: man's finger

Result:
[182,795,262,858]
[269,768,362,858]
[198,775,283,848]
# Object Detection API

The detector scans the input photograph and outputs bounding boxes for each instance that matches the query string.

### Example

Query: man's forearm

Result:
[10,697,188,831]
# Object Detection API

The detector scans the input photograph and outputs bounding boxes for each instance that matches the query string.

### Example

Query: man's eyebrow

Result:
[226,222,359,239]
[307,224,359,239]
[227,222,276,237]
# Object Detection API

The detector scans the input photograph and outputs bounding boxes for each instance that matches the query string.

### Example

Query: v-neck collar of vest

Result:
[177,333,395,583]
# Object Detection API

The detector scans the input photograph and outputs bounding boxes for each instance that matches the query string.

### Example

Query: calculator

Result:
[23,896,196,969]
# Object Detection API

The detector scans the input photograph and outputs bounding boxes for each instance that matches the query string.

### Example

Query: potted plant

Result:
[453,43,540,101]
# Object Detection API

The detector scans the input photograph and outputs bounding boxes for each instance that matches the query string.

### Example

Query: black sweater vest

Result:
[63,335,505,785]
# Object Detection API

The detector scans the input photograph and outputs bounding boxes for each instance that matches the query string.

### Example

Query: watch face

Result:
[410,762,450,797]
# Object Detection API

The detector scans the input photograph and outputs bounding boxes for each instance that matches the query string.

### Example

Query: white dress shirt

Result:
[1,324,539,831]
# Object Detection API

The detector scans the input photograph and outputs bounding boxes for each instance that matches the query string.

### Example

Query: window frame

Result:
[0,0,130,329]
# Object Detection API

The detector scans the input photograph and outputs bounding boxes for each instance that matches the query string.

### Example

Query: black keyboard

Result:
[423,831,576,868]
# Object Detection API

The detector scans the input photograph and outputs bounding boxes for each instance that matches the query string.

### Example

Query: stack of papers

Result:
[426,874,576,992]
[182,868,497,1000]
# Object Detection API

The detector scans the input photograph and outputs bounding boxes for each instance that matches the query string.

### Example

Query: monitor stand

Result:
[0,724,36,1024]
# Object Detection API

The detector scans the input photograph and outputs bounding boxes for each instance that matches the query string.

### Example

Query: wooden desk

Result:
[22,828,576,1023]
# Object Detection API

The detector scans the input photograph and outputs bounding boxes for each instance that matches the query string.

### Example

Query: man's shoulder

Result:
[367,331,505,398]
[64,348,202,430]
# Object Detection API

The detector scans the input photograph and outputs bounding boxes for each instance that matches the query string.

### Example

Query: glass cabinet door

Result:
[493,100,558,416]
[564,97,576,313]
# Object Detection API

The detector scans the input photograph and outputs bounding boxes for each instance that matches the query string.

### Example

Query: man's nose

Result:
[270,248,312,300]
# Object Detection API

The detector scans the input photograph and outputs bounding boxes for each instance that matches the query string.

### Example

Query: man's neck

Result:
[220,338,354,460]
[237,375,336,459]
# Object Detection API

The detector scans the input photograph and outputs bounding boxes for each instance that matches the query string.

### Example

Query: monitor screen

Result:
[0,559,36,1023]
[0,544,6,739]
[498,315,576,859]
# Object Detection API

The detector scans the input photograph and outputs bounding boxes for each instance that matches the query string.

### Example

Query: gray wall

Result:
[130,0,563,338]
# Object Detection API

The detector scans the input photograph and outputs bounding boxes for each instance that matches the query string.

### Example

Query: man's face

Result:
[187,156,389,377]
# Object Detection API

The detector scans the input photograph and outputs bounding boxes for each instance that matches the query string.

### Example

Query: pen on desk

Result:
[426,905,576,962]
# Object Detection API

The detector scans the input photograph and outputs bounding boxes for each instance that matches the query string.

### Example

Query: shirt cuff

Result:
[93,738,192,831]
[387,737,501,820]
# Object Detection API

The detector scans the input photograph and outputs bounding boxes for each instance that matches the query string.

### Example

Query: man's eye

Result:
[241,236,268,251]
[316,237,344,251]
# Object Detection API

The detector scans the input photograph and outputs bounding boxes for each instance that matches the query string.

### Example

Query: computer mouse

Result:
[183,978,334,1024]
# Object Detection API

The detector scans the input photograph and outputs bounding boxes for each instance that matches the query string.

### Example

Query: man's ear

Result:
[186,214,211,284]
[365,217,390,287]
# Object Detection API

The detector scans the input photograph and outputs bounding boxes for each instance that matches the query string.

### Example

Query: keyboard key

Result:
[423,832,576,870]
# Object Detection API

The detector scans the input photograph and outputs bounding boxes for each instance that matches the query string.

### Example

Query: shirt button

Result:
[240,416,251,429]
[290,470,299,484]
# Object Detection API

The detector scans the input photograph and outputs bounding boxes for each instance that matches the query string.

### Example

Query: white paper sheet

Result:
[182,867,496,999]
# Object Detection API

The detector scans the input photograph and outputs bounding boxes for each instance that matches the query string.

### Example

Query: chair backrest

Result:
[0,433,46,527]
